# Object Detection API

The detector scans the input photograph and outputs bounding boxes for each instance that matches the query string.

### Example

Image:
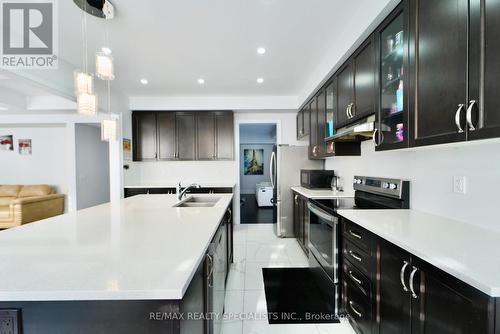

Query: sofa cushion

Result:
[0,185,21,197]
[0,197,16,206]
[0,205,10,219]
[18,185,54,198]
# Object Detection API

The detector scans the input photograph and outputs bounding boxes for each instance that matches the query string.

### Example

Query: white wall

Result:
[325,140,500,231]
[0,125,69,195]
[75,124,110,210]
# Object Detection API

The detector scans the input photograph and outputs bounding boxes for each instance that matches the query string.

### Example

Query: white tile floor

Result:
[221,224,356,334]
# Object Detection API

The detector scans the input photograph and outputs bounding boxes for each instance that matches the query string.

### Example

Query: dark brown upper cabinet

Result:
[374,2,410,151]
[132,112,157,161]
[470,0,500,140]
[316,89,327,158]
[296,110,304,140]
[175,112,196,160]
[214,111,234,160]
[325,79,337,157]
[133,111,234,162]
[196,112,234,160]
[157,112,176,160]
[336,37,376,129]
[296,105,311,140]
[308,96,319,159]
[196,112,216,160]
[409,0,480,147]
[337,62,354,127]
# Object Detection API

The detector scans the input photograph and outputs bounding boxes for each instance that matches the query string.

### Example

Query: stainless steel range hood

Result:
[328,114,376,142]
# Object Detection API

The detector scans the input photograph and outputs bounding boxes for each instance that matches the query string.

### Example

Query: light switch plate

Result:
[0,309,20,334]
[453,176,467,194]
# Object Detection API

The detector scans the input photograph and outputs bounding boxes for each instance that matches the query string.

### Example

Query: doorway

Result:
[239,123,277,224]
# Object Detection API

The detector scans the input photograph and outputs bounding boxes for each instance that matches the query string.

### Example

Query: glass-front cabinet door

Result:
[375,3,409,150]
[325,79,337,156]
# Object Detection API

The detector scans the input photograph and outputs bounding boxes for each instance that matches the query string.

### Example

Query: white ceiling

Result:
[58,0,395,102]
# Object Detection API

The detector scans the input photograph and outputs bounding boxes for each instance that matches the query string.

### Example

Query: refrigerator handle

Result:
[270,151,276,189]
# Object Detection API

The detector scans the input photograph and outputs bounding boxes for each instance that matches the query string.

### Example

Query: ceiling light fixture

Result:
[140,78,148,85]
[257,78,264,84]
[96,51,115,80]
[101,47,112,55]
[197,78,205,85]
[75,0,96,116]
[257,47,266,55]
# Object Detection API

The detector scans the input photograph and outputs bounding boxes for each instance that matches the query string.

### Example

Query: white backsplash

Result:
[325,139,500,231]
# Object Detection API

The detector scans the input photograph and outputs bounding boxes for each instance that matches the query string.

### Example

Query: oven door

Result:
[308,202,338,283]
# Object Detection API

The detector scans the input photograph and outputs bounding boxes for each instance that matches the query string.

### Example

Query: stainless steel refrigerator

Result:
[270,145,322,237]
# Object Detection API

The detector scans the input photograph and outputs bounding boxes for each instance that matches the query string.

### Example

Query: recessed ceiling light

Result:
[257,78,264,84]
[197,78,205,85]
[101,47,112,55]
[257,47,266,55]
[140,78,148,85]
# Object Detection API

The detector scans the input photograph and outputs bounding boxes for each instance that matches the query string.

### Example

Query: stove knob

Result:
[390,183,398,190]
[383,182,390,189]
[356,179,362,184]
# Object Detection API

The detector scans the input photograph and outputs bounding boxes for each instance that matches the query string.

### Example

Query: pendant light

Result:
[96,48,114,80]
[75,0,97,116]
[99,8,118,142]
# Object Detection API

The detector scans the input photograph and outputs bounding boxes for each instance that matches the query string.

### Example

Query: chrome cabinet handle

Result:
[227,208,232,222]
[349,103,355,118]
[312,145,318,156]
[455,104,465,133]
[346,106,350,119]
[349,270,362,285]
[294,195,299,205]
[372,129,379,146]
[466,100,477,131]
[349,301,362,318]
[207,254,214,288]
[349,230,362,240]
[349,250,362,262]
[400,261,410,292]
[410,266,419,299]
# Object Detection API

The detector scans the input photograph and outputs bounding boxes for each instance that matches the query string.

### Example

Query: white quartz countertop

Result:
[338,209,500,297]
[0,194,233,301]
[291,186,354,199]
[125,183,235,189]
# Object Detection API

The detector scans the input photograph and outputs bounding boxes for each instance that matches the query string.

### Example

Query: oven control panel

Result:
[353,176,409,199]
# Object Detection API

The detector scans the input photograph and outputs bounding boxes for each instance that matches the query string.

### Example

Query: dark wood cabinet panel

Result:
[337,62,354,127]
[176,112,196,160]
[132,112,157,161]
[303,104,310,137]
[316,90,327,157]
[296,110,304,139]
[378,241,412,334]
[196,112,215,160]
[409,0,469,146]
[411,258,495,334]
[158,112,176,160]
[215,112,234,160]
[472,0,500,140]
[352,38,376,120]
[293,192,309,254]
[309,97,319,159]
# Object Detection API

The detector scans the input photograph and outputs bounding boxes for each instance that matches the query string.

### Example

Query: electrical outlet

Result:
[453,176,467,194]
[0,310,20,334]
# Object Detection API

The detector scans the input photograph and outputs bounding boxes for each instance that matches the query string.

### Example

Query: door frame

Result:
[233,117,282,225]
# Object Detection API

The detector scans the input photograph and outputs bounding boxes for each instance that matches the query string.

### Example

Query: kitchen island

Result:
[0,194,233,334]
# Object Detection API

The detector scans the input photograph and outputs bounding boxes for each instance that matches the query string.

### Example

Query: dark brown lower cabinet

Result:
[293,191,309,254]
[341,218,498,334]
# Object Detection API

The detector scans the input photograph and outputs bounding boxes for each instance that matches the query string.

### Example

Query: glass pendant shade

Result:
[96,52,115,80]
[74,71,94,95]
[101,119,118,141]
[77,93,98,116]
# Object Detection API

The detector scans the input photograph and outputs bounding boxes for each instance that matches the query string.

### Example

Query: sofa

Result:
[0,185,65,229]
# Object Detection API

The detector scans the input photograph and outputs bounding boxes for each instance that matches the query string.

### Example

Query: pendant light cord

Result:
[80,1,89,73]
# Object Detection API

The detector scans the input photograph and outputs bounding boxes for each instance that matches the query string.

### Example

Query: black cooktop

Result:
[309,198,356,216]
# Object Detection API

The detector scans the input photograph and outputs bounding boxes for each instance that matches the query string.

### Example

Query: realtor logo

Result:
[1,0,58,69]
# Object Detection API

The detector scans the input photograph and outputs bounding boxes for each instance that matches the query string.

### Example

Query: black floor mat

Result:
[262,267,340,324]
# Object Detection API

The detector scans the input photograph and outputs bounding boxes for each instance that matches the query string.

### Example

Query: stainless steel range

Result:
[307,176,410,316]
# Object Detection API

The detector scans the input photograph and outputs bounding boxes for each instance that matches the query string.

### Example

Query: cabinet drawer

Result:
[343,239,371,276]
[342,220,374,253]
[343,279,373,334]
[343,259,371,299]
